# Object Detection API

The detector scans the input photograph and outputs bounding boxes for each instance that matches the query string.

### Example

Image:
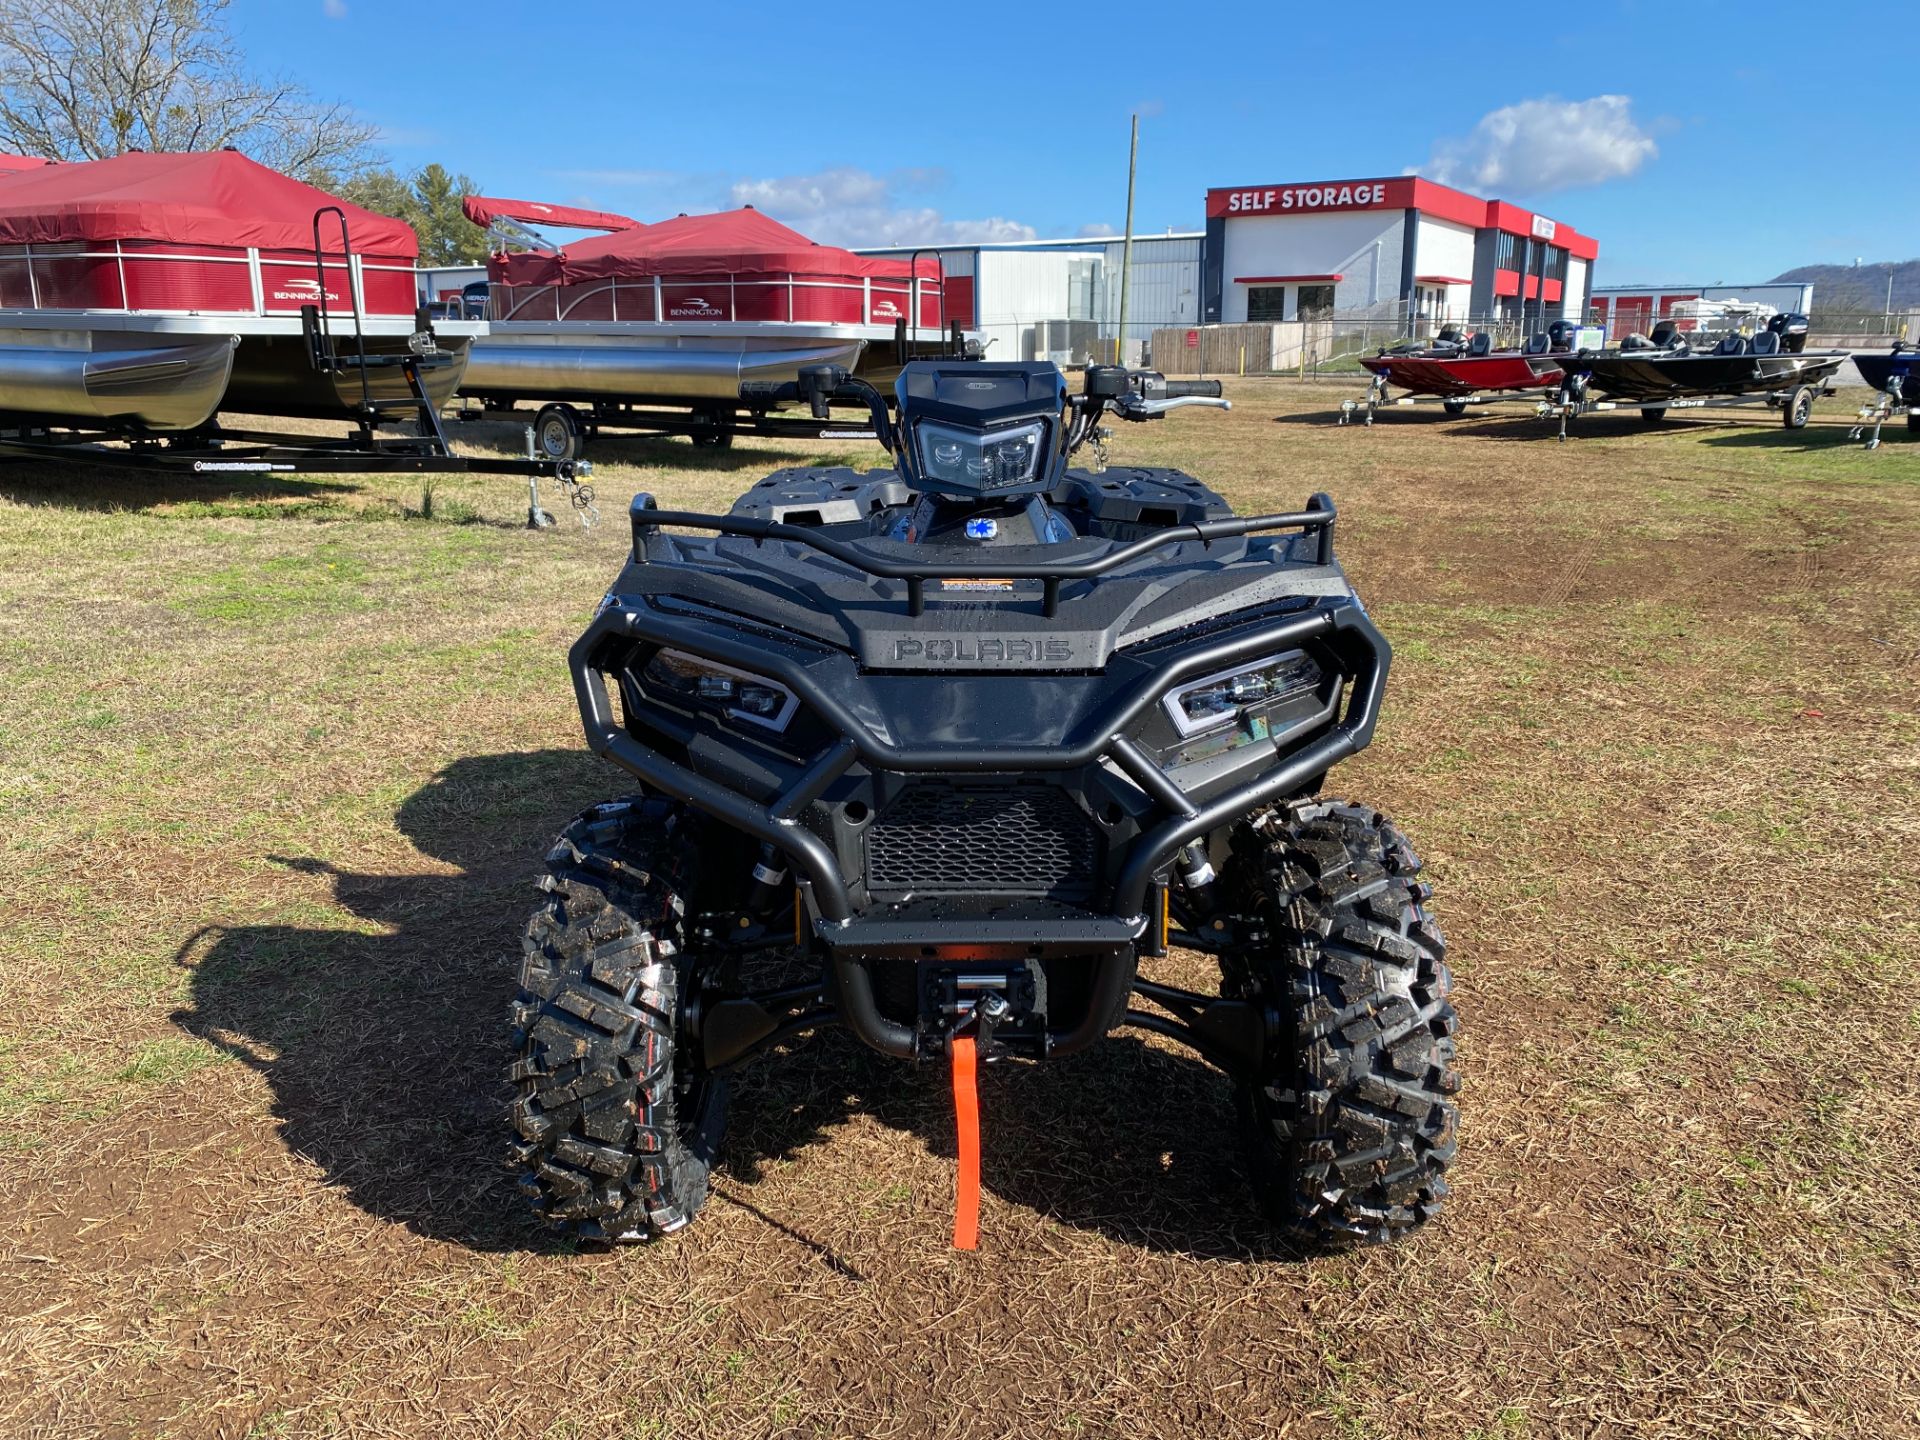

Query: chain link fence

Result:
[964,307,1917,379]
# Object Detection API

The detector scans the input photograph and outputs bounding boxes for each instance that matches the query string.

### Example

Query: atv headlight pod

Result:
[640,648,799,732]
[1164,651,1323,738]
[915,418,1045,492]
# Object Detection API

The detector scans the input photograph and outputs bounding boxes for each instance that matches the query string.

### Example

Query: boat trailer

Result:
[1847,374,1913,450]
[454,394,882,461]
[1338,372,1519,426]
[1535,373,1834,441]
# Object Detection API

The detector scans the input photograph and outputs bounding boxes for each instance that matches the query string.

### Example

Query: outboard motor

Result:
[1546,319,1578,352]
[1768,311,1810,355]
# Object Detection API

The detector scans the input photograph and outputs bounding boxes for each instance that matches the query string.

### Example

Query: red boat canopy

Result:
[494,206,937,286]
[0,150,417,256]
[462,194,640,233]
[0,153,51,175]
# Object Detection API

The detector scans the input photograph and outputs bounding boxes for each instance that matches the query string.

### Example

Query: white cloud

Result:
[1076,222,1119,238]
[322,0,347,17]
[1418,94,1656,194]
[727,167,1037,247]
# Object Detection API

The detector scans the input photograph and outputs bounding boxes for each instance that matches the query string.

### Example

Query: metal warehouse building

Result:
[1201,176,1598,327]
[1587,280,1814,336]
[855,233,1201,364]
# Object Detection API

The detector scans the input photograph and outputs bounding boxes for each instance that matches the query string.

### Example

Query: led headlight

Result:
[1164,652,1322,738]
[915,419,1044,492]
[641,649,799,732]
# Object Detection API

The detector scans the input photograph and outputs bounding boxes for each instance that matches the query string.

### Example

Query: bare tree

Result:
[0,0,379,179]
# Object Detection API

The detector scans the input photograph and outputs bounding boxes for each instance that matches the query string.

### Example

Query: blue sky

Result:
[237,0,1914,285]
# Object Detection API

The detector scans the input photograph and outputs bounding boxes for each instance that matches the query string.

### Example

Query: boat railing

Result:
[0,238,418,320]
[491,271,945,330]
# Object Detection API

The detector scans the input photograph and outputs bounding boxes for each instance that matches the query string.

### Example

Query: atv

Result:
[510,360,1459,1248]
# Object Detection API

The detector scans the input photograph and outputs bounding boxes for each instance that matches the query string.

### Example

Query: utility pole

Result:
[1117,113,1138,365]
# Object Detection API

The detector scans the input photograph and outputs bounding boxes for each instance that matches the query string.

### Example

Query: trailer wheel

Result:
[1639,406,1669,424]
[1441,398,1469,418]
[534,404,584,461]
[1782,384,1815,430]
[689,410,735,450]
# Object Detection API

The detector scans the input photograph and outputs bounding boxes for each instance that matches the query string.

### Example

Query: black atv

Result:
[510,361,1458,1248]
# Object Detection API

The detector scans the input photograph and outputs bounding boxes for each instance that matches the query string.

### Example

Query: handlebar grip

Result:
[1163,380,1222,399]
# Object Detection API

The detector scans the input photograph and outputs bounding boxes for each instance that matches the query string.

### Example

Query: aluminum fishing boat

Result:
[1850,341,1914,402]
[1361,325,1573,399]
[1342,321,1589,424]
[1555,313,1846,406]
[1846,341,1917,446]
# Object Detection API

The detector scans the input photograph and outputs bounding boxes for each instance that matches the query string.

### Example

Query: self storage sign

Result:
[1207,180,1405,218]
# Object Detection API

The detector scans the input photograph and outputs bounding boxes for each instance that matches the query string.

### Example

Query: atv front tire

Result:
[1223,800,1459,1245]
[509,798,726,1241]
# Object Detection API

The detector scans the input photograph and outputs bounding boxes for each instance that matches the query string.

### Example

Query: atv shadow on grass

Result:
[174,750,1288,1260]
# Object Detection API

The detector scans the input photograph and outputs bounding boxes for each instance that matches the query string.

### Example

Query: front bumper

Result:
[570,596,1389,1055]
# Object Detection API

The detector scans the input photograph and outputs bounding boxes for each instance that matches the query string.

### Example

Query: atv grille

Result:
[866,784,1097,900]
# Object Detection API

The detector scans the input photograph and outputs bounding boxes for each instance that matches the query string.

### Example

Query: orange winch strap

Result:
[950,1035,980,1250]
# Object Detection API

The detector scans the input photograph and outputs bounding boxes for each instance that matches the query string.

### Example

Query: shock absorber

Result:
[743,842,790,917]
[1175,840,1216,912]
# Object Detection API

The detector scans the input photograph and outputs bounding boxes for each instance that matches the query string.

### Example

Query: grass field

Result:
[1,384,1917,1439]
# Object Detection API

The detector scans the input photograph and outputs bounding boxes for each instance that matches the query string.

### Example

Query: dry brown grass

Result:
[1,386,1916,1439]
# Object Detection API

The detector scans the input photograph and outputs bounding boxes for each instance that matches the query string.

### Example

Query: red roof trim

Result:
[1208,175,1600,261]
[1235,273,1342,283]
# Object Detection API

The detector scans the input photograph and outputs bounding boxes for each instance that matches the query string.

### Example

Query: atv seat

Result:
[1466,332,1493,357]
[1750,330,1780,356]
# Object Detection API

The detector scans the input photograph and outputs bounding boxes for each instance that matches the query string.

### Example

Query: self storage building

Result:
[1199,176,1598,327]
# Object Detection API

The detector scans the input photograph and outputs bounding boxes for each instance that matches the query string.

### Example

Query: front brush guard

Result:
[570,594,1388,1059]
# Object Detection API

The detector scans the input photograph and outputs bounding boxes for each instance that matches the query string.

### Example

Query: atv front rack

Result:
[572,569,1388,1061]
[630,492,1337,617]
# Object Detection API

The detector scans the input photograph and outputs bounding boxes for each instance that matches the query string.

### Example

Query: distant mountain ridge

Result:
[1769,260,1920,312]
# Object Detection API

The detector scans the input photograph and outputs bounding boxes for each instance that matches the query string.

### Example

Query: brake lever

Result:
[1114,395,1234,420]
